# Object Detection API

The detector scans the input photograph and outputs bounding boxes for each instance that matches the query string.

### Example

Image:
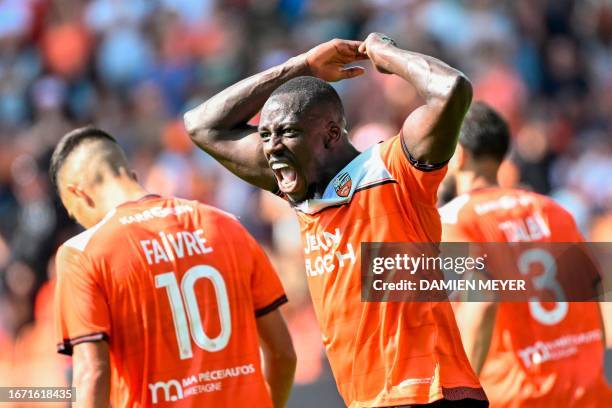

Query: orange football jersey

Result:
[440,187,611,407]
[285,135,485,407]
[55,195,286,407]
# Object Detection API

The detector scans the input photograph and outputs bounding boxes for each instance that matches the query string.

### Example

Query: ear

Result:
[455,144,467,170]
[66,184,95,208]
[119,166,138,182]
[324,121,342,149]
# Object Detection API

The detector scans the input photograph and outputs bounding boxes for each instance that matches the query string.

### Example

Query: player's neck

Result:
[311,144,359,199]
[456,171,497,196]
[96,177,150,215]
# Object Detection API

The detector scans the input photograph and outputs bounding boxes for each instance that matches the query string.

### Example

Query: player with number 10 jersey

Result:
[55,194,288,407]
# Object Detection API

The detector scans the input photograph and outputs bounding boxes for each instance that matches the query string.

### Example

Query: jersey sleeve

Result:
[244,233,288,318]
[379,134,448,205]
[54,245,111,355]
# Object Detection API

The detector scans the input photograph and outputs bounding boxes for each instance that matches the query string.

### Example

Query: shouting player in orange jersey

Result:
[439,102,611,407]
[184,33,487,407]
[50,127,296,407]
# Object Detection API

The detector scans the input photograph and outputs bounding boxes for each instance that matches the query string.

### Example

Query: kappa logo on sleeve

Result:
[333,172,352,197]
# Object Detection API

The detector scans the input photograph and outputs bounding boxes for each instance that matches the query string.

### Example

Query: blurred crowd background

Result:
[0,0,610,406]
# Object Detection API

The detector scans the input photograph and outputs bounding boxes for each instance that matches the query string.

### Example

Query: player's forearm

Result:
[456,302,497,375]
[184,55,310,142]
[264,352,296,408]
[599,301,610,348]
[465,335,492,376]
[73,365,110,408]
[369,44,471,107]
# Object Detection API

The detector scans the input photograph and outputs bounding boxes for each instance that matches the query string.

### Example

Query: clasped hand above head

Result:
[303,32,399,81]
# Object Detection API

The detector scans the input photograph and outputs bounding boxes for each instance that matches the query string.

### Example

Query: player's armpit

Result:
[454,302,498,375]
[257,309,296,408]
[72,341,110,408]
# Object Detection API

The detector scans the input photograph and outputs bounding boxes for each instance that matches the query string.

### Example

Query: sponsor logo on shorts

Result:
[148,364,256,404]
[149,380,184,404]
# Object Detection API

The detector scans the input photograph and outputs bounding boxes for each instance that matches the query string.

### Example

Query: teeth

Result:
[271,163,289,170]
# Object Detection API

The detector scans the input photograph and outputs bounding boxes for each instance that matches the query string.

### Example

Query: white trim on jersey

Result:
[64,208,117,252]
[293,143,395,215]
[438,194,470,225]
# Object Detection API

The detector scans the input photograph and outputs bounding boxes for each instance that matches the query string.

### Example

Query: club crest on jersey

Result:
[333,172,352,197]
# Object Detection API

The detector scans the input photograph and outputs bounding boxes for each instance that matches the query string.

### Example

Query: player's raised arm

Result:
[444,224,497,375]
[359,32,473,165]
[454,302,498,375]
[256,309,297,408]
[72,342,111,408]
[183,39,367,191]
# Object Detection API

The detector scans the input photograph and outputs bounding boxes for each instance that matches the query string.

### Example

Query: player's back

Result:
[440,187,610,407]
[440,187,582,243]
[55,195,285,407]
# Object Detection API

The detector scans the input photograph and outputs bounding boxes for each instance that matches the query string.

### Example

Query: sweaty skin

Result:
[183,39,367,194]
[184,34,476,406]
[358,33,472,164]
[184,33,472,201]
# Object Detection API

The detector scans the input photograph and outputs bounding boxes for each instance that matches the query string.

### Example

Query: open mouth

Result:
[271,162,299,192]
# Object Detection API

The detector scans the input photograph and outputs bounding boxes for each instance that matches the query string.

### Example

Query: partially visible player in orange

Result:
[439,102,611,407]
[50,127,296,407]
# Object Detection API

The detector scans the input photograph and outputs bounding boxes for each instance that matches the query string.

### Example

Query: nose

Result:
[263,133,286,157]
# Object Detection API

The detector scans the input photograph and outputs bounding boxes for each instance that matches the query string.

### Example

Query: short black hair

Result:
[459,101,510,162]
[269,76,344,117]
[49,126,118,188]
